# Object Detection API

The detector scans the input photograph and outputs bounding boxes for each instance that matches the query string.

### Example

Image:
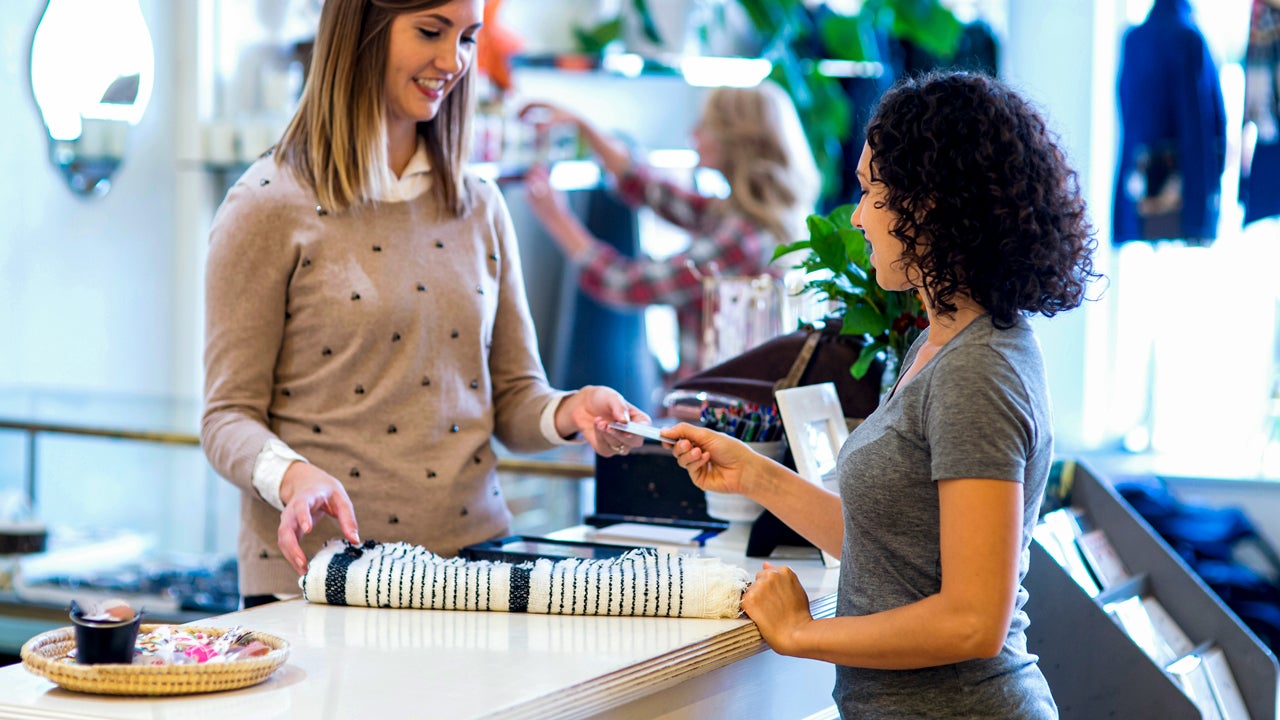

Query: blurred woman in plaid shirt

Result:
[521,81,821,381]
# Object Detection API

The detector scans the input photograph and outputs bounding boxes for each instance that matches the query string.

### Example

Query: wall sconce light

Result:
[28,0,155,197]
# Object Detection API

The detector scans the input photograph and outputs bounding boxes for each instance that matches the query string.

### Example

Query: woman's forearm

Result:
[543,207,596,261]
[780,593,1005,669]
[749,460,845,556]
[575,119,632,178]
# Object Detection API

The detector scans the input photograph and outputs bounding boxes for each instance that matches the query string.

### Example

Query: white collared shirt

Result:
[377,138,433,202]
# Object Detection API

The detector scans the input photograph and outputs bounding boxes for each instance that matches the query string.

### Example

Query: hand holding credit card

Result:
[607,421,675,445]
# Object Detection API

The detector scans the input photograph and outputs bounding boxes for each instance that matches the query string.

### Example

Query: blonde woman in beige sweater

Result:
[202,0,645,607]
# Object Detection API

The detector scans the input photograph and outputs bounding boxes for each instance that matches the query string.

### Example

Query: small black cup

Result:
[70,611,141,665]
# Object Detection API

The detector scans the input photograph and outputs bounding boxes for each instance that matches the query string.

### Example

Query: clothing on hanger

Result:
[1113,0,1227,245]
[1242,0,1280,225]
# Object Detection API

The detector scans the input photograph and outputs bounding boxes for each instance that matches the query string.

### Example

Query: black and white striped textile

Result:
[300,539,750,619]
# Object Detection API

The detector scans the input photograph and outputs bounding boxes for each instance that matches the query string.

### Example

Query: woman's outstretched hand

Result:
[522,164,562,220]
[558,385,650,457]
[277,462,360,575]
[661,422,762,497]
[518,101,584,130]
[517,100,632,177]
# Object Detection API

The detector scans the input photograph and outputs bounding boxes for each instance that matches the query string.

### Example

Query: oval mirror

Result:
[29,0,155,197]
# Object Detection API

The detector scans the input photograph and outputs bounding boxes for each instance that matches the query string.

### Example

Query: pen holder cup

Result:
[704,440,787,549]
[71,611,141,665]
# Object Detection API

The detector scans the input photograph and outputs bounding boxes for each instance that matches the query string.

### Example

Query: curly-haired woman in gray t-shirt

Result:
[663,71,1099,719]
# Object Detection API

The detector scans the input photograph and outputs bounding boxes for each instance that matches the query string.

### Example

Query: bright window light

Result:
[30,0,155,141]
[681,57,772,88]
[646,149,700,170]
[816,60,885,79]
[602,53,645,79]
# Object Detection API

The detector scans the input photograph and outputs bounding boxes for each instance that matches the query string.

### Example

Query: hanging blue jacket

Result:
[1113,0,1226,243]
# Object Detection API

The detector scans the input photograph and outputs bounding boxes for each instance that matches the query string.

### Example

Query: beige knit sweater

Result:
[202,157,564,595]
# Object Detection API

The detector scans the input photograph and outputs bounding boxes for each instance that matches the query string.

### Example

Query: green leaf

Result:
[808,74,852,142]
[819,13,865,62]
[842,303,884,335]
[771,239,810,264]
[844,271,875,294]
[573,17,624,53]
[631,0,664,45]
[827,205,857,228]
[888,0,963,58]
[808,220,848,275]
[850,341,885,380]
[805,213,836,240]
[839,227,868,267]
[819,12,883,64]
[736,0,801,32]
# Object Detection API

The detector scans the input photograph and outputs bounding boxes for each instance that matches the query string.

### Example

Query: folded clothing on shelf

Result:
[13,542,239,616]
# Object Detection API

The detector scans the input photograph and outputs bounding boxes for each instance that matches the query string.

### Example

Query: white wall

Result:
[0,1,234,556]
[1002,0,1119,455]
[0,0,179,397]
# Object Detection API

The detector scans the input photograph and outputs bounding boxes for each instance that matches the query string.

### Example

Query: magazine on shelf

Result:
[586,523,712,548]
[1142,595,1196,660]
[1203,646,1252,720]
[1031,521,1066,563]
[1076,528,1130,589]
[1167,653,1226,720]
[1035,508,1100,597]
[1103,594,1191,667]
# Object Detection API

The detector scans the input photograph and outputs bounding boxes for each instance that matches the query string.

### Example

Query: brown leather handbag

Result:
[671,320,884,422]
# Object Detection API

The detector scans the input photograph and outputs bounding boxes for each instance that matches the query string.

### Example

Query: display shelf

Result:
[511,51,883,84]
[1025,461,1279,719]
[0,388,594,488]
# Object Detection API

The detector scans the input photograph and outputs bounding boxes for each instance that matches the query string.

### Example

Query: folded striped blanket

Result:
[300,539,750,619]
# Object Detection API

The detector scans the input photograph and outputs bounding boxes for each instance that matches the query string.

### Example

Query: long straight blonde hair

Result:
[700,81,820,246]
[276,0,475,217]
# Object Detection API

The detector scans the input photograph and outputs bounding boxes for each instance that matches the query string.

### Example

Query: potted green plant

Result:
[772,204,928,386]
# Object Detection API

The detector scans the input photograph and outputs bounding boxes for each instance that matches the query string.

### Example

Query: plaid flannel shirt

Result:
[575,165,781,376]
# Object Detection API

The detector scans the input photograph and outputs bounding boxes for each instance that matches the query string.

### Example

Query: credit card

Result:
[607,421,674,444]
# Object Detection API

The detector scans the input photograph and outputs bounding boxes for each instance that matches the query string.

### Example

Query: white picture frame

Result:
[775,383,850,568]
[776,383,849,488]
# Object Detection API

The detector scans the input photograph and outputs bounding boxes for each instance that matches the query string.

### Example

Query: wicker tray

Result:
[20,624,289,696]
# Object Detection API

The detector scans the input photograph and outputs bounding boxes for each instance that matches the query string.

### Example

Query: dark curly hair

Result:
[864,71,1099,328]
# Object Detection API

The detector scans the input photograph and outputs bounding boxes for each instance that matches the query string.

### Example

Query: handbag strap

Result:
[774,330,822,394]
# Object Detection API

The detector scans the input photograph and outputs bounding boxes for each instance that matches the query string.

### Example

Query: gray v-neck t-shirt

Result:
[832,315,1058,718]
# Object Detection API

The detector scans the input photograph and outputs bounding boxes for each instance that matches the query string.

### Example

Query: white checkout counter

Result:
[0,528,840,720]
